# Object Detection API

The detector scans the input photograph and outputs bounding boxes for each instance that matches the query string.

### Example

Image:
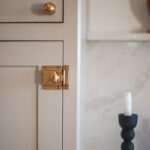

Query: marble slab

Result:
[85,41,150,150]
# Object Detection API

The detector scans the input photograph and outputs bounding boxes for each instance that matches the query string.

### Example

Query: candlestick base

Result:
[119,114,138,150]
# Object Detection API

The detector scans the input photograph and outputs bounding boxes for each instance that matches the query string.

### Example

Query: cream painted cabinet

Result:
[0,0,79,150]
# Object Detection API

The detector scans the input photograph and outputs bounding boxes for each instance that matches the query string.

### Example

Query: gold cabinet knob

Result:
[43,2,56,15]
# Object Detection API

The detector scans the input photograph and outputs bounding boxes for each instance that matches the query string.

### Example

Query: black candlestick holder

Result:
[119,114,138,150]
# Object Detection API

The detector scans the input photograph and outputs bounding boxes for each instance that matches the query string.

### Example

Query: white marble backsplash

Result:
[85,41,150,150]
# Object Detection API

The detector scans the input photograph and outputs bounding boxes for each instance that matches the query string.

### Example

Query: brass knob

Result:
[43,2,56,15]
[50,72,60,83]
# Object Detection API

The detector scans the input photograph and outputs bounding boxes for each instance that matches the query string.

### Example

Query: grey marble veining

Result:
[85,41,150,150]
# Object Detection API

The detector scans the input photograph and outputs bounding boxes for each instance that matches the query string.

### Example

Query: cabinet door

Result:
[0,0,63,23]
[0,41,63,150]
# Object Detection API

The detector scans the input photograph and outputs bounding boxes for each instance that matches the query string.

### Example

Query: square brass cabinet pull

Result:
[42,65,69,90]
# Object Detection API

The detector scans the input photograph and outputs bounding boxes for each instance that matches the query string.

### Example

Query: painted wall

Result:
[88,0,150,33]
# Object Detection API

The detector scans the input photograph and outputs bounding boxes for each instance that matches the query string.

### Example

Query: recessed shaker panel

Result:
[0,67,37,150]
[0,0,63,22]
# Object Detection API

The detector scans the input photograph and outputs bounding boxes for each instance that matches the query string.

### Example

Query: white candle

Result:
[124,92,132,116]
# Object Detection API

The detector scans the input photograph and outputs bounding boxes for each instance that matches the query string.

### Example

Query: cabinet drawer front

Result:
[0,0,63,23]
